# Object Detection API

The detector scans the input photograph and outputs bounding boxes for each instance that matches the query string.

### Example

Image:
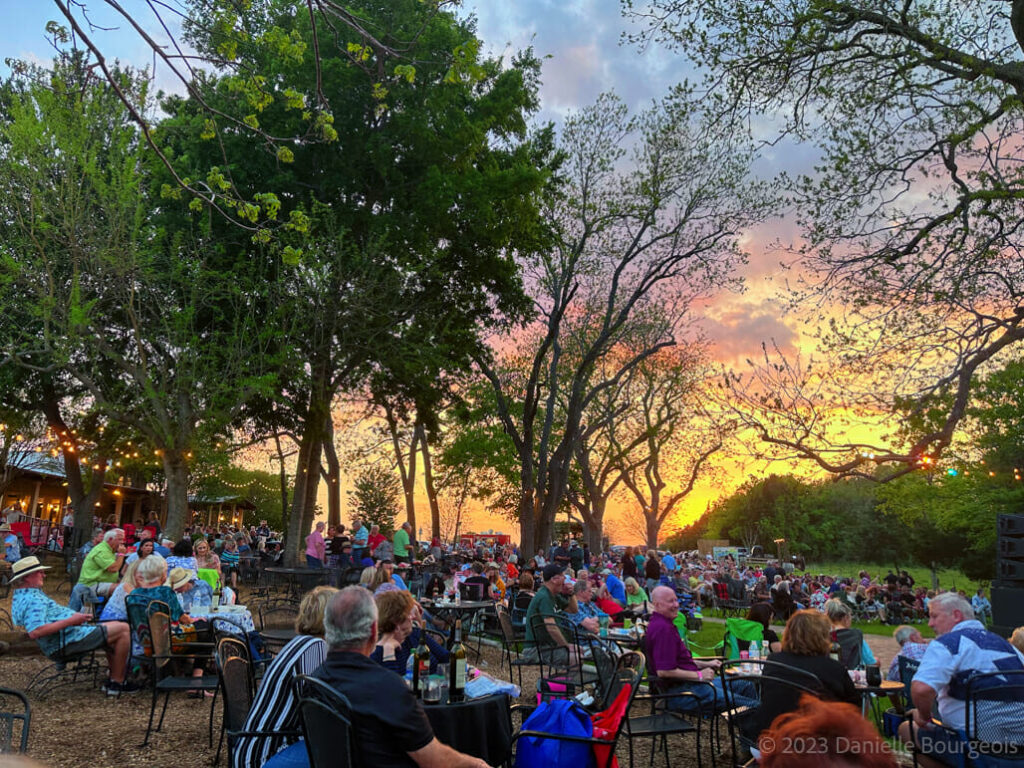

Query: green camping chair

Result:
[197,568,221,593]
[723,617,765,660]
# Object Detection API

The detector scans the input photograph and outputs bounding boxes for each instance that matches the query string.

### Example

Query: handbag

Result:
[591,683,632,768]
[516,698,596,768]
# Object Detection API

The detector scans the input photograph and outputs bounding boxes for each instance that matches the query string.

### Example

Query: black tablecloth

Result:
[424,693,512,766]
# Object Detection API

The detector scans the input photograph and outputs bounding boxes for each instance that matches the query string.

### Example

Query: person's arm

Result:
[409,738,488,768]
[27,612,92,640]
[657,665,711,682]
[911,681,939,726]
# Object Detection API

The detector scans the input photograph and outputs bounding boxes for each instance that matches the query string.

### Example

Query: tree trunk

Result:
[284,386,328,566]
[646,513,661,550]
[274,433,290,532]
[518,488,536,558]
[583,497,606,555]
[385,406,418,534]
[419,424,441,540]
[162,450,190,540]
[322,416,342,528]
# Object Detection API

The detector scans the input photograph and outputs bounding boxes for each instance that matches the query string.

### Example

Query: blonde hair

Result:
[295,586,339,637]
[358,566,377,586]
[1010,626,1024,655]
[376,590,415,635]
[121,558,142,590]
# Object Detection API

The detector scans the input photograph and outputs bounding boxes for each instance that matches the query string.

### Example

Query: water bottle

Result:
[749,639,760,667]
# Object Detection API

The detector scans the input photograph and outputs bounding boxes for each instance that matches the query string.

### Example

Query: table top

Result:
[856,679,903,691]
[422,599,493,610]
[264,566,329,575]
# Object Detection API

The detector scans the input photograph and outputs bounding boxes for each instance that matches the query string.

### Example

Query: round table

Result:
[423,692,512,766]
[263,566,330,600]
[189,605,256,635]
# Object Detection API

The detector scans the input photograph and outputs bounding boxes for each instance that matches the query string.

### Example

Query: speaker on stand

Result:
[991,514,1024,637]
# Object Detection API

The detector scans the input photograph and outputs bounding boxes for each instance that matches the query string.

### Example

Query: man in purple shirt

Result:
[646,586,758,713]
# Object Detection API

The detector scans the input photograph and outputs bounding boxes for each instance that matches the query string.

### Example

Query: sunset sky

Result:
[0,1,832,542]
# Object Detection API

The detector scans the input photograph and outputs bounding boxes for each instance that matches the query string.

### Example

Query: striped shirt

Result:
[232,634,327,768]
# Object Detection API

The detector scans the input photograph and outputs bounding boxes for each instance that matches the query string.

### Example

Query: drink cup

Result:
[599,616,609,637]
[424,676,442,703]
[866,664,882,687]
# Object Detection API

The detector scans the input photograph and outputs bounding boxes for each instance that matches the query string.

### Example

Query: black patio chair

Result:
[0,687,30,754]
[24,625,106,696]
[963,669,1024,767]
[294,675,357,768]
[129,599,218,747]
[719,658,825,767]
[512,651,644,768]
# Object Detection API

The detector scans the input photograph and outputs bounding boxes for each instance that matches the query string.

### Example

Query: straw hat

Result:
[9,555,51,582]
[167,567,193,591]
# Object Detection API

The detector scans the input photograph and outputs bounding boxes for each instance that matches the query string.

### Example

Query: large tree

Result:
[155,0,552,563]
[477,91,769,554]
[627,0,1024,475]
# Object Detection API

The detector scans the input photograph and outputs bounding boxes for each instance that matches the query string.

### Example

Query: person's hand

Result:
[179,614,194,626]
[72,613,92,625]
[705,659,722,670]
[116,545,127,555]
[582,617,599,633]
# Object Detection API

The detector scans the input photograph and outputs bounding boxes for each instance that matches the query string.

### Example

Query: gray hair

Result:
[324,586,378,650]
[930,591,974,621]
[136,553,168,583]
[103,528,124,543]
[824,598,852,622]
[893,625,917,645]
[573,579,591,595]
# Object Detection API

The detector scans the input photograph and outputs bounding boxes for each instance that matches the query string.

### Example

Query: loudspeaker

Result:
[991,584,1024,635]
[997,514,1024,585]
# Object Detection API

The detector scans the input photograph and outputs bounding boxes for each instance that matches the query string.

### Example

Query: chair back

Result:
[459,580,485,602]
[0,687,30,754]
[724,618,766,660]
[258,603,299,630]
[216,637,254,733]
[599,650,644,712]
[197,568,221,593]
[294,675,356,768]
[898,655,921,703]
[720,658,824,756]
[146,600,174,670]
[964,669,1024,754]
[834,627,864,670]
[496,605,518,645]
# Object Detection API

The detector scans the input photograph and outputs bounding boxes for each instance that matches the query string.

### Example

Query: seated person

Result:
[370,590,448,675]
[737,601,781,654]
[743,609,860,742]
[460,562,491,601]
[69,528,127,612]
[898,593,1024,768]
[1012,626,1024,655]
[314,587,489,768]
[623,577,649,608]
[886,624,928,681]
[824,598,876,669]
[970,588,992,625]
[10,555,138,694]
[562,578,605,634]
[646,586,758,713]
[234,586,338,768]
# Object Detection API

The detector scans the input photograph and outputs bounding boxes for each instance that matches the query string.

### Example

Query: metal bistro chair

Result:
[625,661,703,768]
[719,658,824,768]
[257,603,299,659]
[512,651,644,768]
[0,687,30,754]
[131,599,219,747]
[294,675,358,768]
[963,669,1024,767]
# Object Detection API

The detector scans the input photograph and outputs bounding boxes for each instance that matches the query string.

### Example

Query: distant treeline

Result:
[663,472,1016,581]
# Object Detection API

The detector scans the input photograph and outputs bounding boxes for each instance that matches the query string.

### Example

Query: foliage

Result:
[627,0,1024,474]
[348,463,401,536]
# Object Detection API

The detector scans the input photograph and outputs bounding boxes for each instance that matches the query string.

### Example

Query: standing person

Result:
[1,522,19,564]
[621,546,638,580]
[644,550,662,593]
[350,518,369,563]
[313,587,489,768]
[305,521,326,569]
[898,592,1024,767]
[393,521,413,565]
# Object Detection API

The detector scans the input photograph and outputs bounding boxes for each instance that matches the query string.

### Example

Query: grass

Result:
[696,606,938,639]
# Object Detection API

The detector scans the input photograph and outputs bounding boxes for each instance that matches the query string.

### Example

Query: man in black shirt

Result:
[315,587,488,768]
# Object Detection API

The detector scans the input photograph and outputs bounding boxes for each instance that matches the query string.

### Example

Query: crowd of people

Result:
[5,509,1024,767]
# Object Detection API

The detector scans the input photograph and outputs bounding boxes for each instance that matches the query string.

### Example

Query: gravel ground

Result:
[0,578,907,768]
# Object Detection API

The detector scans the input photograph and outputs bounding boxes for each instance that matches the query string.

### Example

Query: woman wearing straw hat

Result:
[9,555,138,694]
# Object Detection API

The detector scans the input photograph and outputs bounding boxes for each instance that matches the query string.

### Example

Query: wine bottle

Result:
[412,632,430,698]
[449,619,467,702]
[829,640,841,663]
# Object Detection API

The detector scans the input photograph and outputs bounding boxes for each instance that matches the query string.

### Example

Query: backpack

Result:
[516,698,596,768]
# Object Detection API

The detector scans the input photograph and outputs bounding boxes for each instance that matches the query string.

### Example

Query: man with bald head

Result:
[646,585,757,713]
[314,586,488,768]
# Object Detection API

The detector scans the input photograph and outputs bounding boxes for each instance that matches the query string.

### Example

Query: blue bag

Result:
[516,698,595,768]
